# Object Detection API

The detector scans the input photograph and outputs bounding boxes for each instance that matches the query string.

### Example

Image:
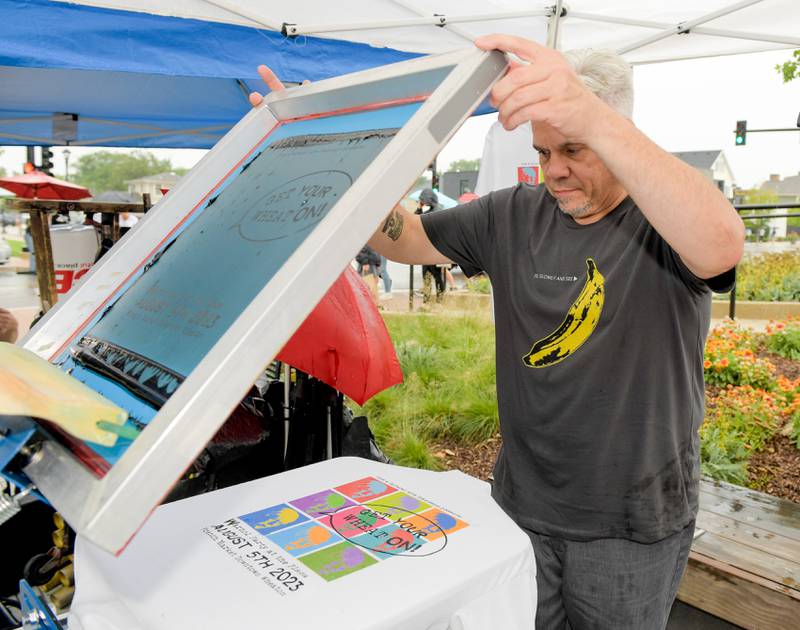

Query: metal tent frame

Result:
[279,0,800,61]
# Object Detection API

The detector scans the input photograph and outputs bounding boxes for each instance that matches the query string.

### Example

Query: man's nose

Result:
[545,154,570,180]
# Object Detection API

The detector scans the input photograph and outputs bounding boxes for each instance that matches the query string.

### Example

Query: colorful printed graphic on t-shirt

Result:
[363,492,431,520]
[266,521,338,557]
[239,503,308,534]
[226,478,467,585]
[335,477,397,502]
[523,258,605,368]
[350,522,427,557]
[401,509,469,541]
[299,541,379,581]
[290,490,355,518]
[324,506,392,538]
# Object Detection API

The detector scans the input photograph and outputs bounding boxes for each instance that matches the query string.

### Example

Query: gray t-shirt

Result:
[421,184,732,543]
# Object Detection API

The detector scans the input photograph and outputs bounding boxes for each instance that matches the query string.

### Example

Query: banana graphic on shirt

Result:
[523,258,605,368]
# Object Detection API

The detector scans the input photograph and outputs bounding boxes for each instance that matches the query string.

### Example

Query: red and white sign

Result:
[50,224,101,296]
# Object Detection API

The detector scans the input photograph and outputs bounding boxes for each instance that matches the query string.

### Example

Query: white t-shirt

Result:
[474,121,540,195]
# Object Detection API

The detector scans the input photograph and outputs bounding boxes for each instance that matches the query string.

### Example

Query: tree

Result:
[446,158,481,172]
[775,49,800,83]
[72,150,176,194]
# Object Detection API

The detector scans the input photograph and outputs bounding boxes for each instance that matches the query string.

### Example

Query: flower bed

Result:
[700,319,800,496]
[730,252,800,302]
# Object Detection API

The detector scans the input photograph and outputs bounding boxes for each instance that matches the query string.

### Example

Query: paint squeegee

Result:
[0,343,128,447]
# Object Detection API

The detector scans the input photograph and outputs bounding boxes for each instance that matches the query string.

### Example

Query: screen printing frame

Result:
[19,47,507,554]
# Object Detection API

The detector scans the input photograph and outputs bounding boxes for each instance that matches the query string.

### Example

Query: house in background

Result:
[759,172,800,238]
[672,150,736,199]
[125,172,182,203]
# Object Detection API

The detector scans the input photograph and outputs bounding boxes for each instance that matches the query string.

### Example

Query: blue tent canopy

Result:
[0,0,421,148]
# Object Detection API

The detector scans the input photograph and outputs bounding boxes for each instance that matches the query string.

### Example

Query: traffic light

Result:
[41,146,54,175]
[23,162,35,173]
[735,120,747,146]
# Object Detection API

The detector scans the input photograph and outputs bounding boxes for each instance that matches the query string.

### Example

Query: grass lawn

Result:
[354,311,498,469]
[5,237,24,258]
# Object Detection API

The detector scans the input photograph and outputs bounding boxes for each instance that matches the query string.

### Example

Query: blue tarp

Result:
[0,0,421,148]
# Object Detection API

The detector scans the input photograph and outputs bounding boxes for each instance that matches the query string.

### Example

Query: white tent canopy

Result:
[65,0,799,64]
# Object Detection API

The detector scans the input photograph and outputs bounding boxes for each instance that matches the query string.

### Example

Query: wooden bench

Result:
[677,479,800,629]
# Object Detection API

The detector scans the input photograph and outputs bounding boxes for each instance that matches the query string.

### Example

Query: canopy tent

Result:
[1,0,798,149]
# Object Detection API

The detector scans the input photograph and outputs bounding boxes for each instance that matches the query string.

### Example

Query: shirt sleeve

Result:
[419,195,497,278]
[669,247,735,294]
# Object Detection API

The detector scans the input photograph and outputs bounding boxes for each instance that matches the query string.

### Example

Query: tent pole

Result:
[285,9,549,38]
[616,0,766,55]
[569,11,800,49]
[631,45,800,66]
[201,0,283,31]
[546,1,566,50]
[387,0,473,44]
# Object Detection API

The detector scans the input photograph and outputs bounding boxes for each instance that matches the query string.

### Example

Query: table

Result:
[69,457,536,630]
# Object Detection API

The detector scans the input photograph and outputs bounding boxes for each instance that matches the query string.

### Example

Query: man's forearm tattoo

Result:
[381,210,404,241]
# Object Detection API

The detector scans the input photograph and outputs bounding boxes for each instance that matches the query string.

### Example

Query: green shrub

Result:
[700,425,749,485]
[732,252,800,302]
[396,342,440,385]
[466,274,491,294]
[391,428,441,470]
[765,318,800,360]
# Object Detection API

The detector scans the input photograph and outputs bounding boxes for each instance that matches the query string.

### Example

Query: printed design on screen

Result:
[203,476,469,590]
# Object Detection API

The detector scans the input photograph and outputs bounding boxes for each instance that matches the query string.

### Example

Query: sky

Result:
[1,49,797,191]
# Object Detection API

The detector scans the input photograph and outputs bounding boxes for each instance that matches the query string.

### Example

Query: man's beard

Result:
[557,198,593,219]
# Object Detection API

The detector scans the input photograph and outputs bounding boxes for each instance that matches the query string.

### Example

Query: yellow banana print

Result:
[523,258,605,368]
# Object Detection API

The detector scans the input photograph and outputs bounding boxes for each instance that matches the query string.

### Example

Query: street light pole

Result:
[63,148,71,181]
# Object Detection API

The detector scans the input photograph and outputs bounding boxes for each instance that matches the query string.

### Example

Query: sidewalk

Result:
[0,270,40,336]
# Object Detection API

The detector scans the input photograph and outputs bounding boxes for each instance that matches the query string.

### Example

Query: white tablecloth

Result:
[69,457,536,630]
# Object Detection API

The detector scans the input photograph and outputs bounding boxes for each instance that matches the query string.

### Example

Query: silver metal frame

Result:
[20,47,508,554]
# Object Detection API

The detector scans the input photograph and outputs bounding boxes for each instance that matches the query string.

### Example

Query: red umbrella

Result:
[276,266,403,405]
[0,171,91,200]
[458,192,479,203]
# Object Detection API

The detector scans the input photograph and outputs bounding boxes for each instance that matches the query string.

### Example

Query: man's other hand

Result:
[248,65,287,107]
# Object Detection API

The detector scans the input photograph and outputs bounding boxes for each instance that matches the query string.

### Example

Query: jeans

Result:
[525,520,695,629]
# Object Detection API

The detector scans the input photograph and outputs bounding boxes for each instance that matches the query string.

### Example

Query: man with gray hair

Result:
[252,34,744,628]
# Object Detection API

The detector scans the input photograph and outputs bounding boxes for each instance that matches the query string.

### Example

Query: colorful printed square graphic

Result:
[335,477,397,503]
[266,521,339,557]
[290,490,355,518]
[350,523,427,558]
[517,165,541,185]
[401,509,468,541]
[299,541,378,581]
[239,503,309,535]
[324,505,392,539]
[364,492,431,521]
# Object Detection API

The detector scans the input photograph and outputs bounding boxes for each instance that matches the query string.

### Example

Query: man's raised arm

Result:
[476,35,744,280]
[250,66,451,266]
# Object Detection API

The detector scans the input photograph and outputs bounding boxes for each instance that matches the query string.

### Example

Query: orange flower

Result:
[719,358,730,368]
[704,360,712,369]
